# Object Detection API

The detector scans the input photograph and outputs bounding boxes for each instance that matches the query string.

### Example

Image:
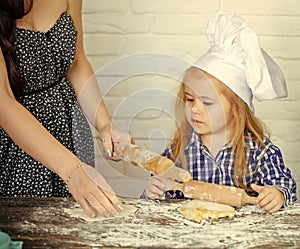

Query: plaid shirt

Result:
[162,131,297,207]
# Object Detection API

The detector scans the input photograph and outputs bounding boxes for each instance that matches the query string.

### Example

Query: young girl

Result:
[0,0,131,218]
[144,14,297,213]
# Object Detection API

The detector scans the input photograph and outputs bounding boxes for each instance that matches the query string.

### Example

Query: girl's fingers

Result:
[259,198,273,211]
[257,192,271,207]
[256,187,285,213]
[268,203,282,213]
[145,176,170,199]
[147,188,164,198]
[147,185,164,197]
[151,176,166,189]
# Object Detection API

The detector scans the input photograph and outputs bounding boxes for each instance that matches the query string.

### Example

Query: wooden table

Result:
[0,197,300,249]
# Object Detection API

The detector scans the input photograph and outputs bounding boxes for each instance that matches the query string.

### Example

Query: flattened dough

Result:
[64,204,137,222]
[180,200,235,222]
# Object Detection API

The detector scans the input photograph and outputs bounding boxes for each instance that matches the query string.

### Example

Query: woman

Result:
[0,0,129,218]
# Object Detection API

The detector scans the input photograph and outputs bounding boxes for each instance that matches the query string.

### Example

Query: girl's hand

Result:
[251,184,285,213]
[67,162,122,218]
[145,175,166,199]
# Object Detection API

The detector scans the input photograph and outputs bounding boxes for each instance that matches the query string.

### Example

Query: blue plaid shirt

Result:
[162,131,297,207]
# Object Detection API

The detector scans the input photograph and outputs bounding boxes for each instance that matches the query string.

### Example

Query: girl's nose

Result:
[191,101,204,113]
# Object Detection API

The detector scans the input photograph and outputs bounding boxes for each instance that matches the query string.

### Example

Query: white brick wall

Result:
[82,0,300,199]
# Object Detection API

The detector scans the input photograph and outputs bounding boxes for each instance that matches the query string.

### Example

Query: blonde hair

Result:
[171,67,267,190]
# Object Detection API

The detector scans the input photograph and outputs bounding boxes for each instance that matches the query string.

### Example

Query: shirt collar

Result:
[186,130,202,149]
[185,130,261,151]
[244,131,263,150]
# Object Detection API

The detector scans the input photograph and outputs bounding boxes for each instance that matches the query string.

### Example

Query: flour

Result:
[64,204,137,221]
[20,198,300,249]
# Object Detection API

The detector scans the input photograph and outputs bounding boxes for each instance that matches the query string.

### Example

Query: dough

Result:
[180,200,235,222]
[64,204,137,222]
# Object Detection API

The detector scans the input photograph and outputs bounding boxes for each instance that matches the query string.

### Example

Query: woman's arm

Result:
[0,50,77,180]
[65,0,116,155]
[0,48,121,218]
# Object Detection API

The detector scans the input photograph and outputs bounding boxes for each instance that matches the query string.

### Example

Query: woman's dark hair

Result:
[0,0,32,98]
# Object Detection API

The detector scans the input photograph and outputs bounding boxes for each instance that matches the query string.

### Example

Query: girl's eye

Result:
[202,101,214,106]
[185,98,194,102]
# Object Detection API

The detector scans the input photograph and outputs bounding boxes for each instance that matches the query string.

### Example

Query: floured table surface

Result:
[0,197,299,249]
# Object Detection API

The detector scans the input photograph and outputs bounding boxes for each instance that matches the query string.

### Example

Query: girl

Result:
[0,0,131,218]
[144,14,297,213]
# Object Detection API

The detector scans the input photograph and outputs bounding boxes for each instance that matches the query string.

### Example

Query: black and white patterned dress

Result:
[0,12,94,197]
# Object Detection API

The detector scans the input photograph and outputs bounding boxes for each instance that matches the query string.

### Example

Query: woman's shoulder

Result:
[66,0,82,14]
[65,0,82,34]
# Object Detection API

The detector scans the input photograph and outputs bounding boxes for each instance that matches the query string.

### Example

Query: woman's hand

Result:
[97,124,134,161]
[251,184,285,213]
[66,162,122,218]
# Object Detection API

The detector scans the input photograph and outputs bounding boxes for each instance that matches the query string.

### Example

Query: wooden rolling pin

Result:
[114,143,191,182]
[173,180,257,207]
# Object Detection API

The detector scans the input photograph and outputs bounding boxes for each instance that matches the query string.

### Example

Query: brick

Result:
[254,99,300,120]
[83,13,153,34]
[122,76,180,95]
[242,16,300,36]
[128,117,176,141]
[84,34,124,56]
[124,35,209,61]
[82,0,129,13]
[86,55,123,71]
[263,120,300,142]
[128,0,219,14]
[104,92,176,119]
[259,37,300,59]
[271,140,300,163]
[283,61,300,81]
[98,78,127,98]
[151,15,207,35]
[223,0,300,15]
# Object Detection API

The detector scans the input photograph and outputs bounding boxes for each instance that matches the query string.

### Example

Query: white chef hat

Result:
[192,13,287,112]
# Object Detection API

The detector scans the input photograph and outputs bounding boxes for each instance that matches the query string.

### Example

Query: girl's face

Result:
[183,68,234,142]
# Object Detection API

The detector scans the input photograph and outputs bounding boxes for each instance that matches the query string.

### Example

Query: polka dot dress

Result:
[0,12,94,197]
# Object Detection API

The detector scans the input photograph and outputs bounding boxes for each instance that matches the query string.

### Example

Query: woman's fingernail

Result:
[111,211,117,217]
[90,212,96,218]
[117,204,124,211]
[106,149,112,157]
[103,212,110,218]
